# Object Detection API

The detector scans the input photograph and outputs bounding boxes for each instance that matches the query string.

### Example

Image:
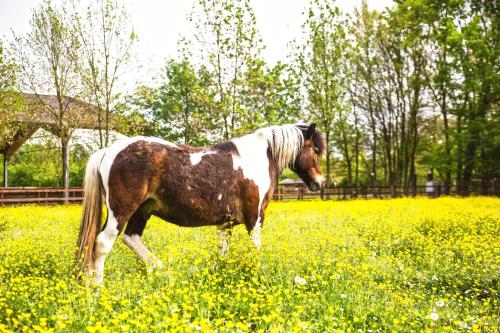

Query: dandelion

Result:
[294,276,307,286]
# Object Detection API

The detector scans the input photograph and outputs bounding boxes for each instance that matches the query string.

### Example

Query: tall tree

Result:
[454,1,499,194]
[0,40,26,187]
[72,0,137,147]
[12,0,81,201]
[423,0,463,194]
[183,0,263,140]
[351,1,380,184]
[296,0,351,186]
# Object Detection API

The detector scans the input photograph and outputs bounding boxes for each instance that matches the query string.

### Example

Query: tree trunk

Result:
[354,130,359,186]
[341,129,352,186]
[456,113,464,195]
[442,104,451,195]
[61,138,70,204]
[2,155,8,188]
[325,131,332,187]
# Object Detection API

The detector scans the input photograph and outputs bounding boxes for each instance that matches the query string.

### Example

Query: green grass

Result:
[0,197,499,332]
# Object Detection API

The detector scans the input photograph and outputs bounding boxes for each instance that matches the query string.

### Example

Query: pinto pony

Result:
[76,123,325,283]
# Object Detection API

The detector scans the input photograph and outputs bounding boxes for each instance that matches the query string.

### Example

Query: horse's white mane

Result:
[255,124,304,173]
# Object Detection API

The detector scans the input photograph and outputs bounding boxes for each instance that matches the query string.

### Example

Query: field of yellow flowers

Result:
[0,197,498,332]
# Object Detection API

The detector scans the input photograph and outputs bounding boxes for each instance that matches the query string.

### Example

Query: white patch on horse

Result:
[231,134,271,221]
[217,193,223,200]
[122,234,163,270]
[314,174,325,186]
[231,125,304,224]
[190,151,215,166]
[93,208,119,284]
[251,218,262,250]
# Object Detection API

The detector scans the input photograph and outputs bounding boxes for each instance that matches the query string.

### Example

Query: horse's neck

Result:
[232,133,282,177]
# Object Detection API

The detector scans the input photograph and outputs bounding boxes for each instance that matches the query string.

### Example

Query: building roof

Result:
[1,93,100,157]
[21,93,98,128]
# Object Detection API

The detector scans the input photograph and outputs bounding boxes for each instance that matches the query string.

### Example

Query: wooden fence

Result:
[273,183,499,200]
[0,187,84,205]
[0,184,498,205]
[273,185,439,201]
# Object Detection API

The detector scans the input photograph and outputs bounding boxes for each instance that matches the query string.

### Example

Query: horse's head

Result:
[292,124,325,191]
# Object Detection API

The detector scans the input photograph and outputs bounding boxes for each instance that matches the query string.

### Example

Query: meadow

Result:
[0,197,498,332]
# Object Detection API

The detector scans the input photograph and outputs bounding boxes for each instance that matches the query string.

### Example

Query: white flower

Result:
[294,276,307,286]
[430,312,439,321]
[340,293,348,299]
[459,321,468,329]
[435,300,445,307]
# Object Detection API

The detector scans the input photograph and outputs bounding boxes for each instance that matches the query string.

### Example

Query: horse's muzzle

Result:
[307,182,322,192]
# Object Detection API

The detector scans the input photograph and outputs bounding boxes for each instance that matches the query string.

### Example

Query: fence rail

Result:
[0,187,83,205]
[273,184,499,201]
[0,184,498,206]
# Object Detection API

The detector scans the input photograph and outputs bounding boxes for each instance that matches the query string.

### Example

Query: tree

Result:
[72,0,137,147]
[423,0,462,194]
[130,59,215,145]
[183,0,263,140]
[12,0,82,201]
[296,0,351,186]
[239,59,302,132]
[351,1,380,185]
[0,40,26,187]
[453,1,499,194]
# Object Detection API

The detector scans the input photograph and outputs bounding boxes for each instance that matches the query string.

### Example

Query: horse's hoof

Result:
[147,258,163,272]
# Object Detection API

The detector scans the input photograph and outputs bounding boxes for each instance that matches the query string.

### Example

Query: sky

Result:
[0,0,393,87]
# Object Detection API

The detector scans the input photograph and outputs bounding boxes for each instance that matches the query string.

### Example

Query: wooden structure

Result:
[0,187,84,205]
[0,93,97,187]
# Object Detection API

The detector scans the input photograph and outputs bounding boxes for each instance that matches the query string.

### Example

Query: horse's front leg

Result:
[216,223,232,255]
[250,217,263,251]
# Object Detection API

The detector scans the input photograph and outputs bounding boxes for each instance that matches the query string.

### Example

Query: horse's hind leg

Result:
[93,207,133,284]
[122,204,163,271]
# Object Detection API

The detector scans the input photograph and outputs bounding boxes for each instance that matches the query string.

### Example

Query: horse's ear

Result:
[306,123,316,139]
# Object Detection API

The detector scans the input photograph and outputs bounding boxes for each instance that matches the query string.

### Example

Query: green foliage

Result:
[295,0,352,185]
[129,59,215,145]
[183,0,264,140]
[0,40,25,149]
[5,144,89,187]
[237,59,302,134]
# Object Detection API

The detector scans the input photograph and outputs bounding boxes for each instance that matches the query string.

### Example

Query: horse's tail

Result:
[75,148,106,275]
